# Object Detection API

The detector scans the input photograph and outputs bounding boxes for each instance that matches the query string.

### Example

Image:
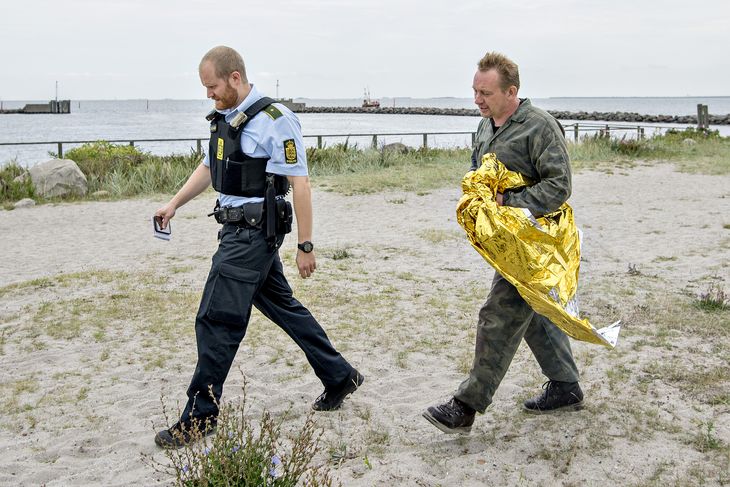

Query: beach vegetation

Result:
[147,381,337,487]
[0,160,35,204]
[2,128,728,206]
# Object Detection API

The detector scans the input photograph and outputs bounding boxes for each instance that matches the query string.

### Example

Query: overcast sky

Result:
[1,0,728,101]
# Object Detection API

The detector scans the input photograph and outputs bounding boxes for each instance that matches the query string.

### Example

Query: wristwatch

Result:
[297,241,314,253]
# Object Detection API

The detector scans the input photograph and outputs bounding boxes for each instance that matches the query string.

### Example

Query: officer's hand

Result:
[296,251,316,278]
[154,203,176,229]
[496,192,504,206]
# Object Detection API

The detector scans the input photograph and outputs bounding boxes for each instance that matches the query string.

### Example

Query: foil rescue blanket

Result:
[457,153,620,348]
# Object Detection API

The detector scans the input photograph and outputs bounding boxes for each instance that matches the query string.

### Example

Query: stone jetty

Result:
[296,106,730,125]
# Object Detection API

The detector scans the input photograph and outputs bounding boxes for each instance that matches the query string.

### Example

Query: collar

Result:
[508,98,531,123]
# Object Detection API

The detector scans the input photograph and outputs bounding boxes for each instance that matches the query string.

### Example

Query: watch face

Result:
[300,241,313,253]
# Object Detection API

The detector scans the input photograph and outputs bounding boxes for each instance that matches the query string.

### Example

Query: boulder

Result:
[13,198,36,209]
[382,142,409,154]
[13,172,29,184]
[29,158,87,198]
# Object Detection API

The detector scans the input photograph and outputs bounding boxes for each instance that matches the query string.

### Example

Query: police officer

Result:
[423,52,583,434]
[153,46,363,448]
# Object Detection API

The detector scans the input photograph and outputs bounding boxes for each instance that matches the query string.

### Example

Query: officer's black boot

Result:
[523,380,584,414]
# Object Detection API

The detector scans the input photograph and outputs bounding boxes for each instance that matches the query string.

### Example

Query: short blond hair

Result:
[477,52,520,92]
[200,46,248,82]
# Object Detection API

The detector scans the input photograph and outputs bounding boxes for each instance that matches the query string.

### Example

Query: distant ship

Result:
[362,88,380,108]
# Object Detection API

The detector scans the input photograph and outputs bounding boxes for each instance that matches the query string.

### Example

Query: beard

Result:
[215,82,240,110]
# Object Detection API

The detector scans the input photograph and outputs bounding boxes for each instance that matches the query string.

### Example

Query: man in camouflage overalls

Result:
[423,52,583,434]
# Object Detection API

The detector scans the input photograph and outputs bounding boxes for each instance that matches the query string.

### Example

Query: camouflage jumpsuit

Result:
[455,99,580,413]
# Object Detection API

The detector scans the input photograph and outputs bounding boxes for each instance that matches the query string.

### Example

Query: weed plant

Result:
[147,380,337,487]
[0,160,35,203]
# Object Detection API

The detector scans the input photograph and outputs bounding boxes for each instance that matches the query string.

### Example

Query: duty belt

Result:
[208,202,264,227]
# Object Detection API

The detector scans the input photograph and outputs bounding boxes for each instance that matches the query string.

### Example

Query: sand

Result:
[0,163,728,486]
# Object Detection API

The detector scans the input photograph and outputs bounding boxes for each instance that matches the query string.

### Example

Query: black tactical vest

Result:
[207,96,289,197]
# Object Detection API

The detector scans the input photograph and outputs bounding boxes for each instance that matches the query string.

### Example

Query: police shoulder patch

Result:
[283,139,297,164]
[263,105,283,120]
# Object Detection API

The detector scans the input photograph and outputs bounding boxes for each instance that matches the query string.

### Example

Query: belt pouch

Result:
[275,198,293,235]
[242,203,264,228]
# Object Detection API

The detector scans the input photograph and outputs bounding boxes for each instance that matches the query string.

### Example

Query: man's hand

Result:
[154,203,176,229]
[296,250,316,278]
[496,192,504,206]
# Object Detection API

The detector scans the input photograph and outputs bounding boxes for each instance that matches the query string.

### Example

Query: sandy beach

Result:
[0,162,728,486]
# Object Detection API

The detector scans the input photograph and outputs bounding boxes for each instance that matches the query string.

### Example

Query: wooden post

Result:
[471,132,476,146]
[196,139,202,155]
[57,142,63,158]
[697,104,709,129]
[372,134,377,149]
[573,124,579,142]
[604,125,610,138]
[129,141,135,147]
[422,133,428,149]
[317,136,322,149]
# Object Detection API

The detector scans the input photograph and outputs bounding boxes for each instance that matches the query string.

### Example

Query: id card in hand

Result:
[152,216,171,241]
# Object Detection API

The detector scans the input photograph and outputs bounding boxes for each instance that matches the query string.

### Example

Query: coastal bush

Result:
[0,161,35,204]
[64,141,146,185]
[147,381,337,487]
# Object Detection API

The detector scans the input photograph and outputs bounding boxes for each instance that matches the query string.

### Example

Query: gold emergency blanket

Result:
[457,153,619,348]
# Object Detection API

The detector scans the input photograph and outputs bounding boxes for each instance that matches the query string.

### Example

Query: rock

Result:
[382,142,409,154]
[682,138,697,146]
[13,198,36,209]
[13,172,29,184]
[92,190,110,198]
[28,158,88,198]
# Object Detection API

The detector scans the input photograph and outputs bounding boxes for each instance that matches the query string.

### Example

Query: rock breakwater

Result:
[297,106,730,125]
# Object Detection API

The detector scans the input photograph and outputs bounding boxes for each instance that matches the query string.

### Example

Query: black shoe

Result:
[312,369,364,411]
[154,417,217,449]
[422,397,476,434]
[523,380,584,414]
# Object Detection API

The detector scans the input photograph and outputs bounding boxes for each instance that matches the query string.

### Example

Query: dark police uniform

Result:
[179,85,355,424]
[455,99,580,413]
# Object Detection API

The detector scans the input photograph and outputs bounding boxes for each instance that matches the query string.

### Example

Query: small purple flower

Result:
[271,455,282,466]
[181,465,189,473]
[232,445,240,453]
[269,455,283,479]
[203,447,211,456]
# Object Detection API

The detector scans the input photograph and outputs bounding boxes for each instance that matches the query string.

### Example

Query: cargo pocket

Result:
[206,262,260,324]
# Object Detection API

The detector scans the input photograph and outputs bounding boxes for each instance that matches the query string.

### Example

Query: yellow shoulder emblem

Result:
[284,139,297,164]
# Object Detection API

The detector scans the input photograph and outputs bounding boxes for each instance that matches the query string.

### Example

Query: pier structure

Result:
[0,100,71,114]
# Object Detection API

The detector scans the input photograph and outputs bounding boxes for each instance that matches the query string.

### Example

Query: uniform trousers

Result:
[455,272,580,413]
[180,222,353,423]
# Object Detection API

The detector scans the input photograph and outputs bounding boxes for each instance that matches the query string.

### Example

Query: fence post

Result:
[372,134,377,149]
[640,127,645,139]
[196,139,202,155]
[317,135,322,149]
[129,141,135,148]
[422,133,428,149]
[573,124,579,142]
[57,142,63,158]
[471,132,476,146]
[604,125,610,138]
[697,104,709,129]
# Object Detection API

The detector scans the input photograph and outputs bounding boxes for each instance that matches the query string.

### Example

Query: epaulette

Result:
[262,104,283,120]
